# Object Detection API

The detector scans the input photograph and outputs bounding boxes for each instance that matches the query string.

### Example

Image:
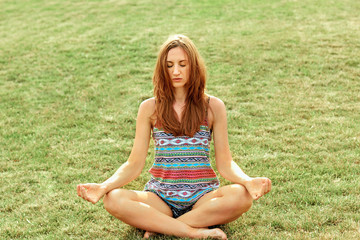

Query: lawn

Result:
[1,0,359,239]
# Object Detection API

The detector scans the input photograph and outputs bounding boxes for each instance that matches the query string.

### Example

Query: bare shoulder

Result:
[138,97,156,126]
[139,97,155,114]
[207,96,227,129]
[209,96,226,111]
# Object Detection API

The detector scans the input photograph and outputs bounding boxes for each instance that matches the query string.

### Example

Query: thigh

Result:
[107,189,173,217]
[134,190,173,216]
[192,184,249,210]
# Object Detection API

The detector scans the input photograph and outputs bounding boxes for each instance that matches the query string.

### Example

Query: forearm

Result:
[218,160,252,185]
[101,160,143,193]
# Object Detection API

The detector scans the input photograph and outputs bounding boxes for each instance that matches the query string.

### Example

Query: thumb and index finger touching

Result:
[250,178,272,200]
[77,184,93,202]
[77,183,104,204]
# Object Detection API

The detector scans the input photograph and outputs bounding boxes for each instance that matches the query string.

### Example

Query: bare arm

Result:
[101,99,154,191]
[77,98,155,203]
[210,97,271,200]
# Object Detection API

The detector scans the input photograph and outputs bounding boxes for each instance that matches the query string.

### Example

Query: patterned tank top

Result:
[144,117,220,210]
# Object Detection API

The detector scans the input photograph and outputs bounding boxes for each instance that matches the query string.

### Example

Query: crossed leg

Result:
[178,184,253,227]
[103,184,252,239]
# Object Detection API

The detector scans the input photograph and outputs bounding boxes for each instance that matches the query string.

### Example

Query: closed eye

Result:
[179,60,187,67]
[166,60,187,68]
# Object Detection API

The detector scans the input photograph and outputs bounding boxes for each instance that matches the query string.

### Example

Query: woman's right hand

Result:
[77,183,107,204]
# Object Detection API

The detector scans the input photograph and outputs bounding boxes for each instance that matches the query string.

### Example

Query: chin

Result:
[172,83,186,88]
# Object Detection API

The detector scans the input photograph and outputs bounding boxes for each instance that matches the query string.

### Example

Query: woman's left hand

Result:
[244,177,272,200]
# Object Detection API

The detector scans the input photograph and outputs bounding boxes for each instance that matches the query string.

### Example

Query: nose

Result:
[173,65,180,75]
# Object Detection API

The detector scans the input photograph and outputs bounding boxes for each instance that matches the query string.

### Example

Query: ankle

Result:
[188,227,202,239]
[190,227,213,239]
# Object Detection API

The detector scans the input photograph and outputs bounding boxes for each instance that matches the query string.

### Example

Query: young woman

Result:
[77,34,271,239]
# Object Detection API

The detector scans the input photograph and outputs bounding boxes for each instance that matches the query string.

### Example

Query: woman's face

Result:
[166,47,190,89]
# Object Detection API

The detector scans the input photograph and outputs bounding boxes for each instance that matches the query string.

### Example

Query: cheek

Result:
[166,67,173,78]
[185,68,190,77]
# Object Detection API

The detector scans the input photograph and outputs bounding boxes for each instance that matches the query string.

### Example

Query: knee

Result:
[103,189,129,216]
[224,184,253,214]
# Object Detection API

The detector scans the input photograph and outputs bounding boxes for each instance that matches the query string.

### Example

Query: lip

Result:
[172,78,182,81]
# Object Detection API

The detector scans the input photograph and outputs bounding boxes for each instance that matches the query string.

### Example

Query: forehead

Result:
[166,47,188,61]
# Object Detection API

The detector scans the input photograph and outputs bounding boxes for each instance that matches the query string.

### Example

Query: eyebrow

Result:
[166,60,187,63]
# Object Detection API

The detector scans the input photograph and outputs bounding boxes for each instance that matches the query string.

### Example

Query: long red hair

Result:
[152,34,208,137]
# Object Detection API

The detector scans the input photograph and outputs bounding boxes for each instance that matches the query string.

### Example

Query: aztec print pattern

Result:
[144,121,220,210]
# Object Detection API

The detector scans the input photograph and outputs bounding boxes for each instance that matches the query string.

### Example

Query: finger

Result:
[82,187,92,202]
[252,192,260,200]
[80,187,87,200]
[264,180,269,194]
[261,182,266,196]
[266,179,270,193]
[78,185,84,197]
[77,185,83,197]
[83,187,90,200]
[263,182,268,195]
[79,186,84,198]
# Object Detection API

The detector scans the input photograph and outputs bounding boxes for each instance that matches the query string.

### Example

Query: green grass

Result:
[1,0,359,239]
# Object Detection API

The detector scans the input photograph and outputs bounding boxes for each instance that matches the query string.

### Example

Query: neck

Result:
[173,87,187,105]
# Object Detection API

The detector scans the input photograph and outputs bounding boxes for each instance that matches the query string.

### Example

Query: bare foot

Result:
[143,231,156,239]
[194,228,227,240]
